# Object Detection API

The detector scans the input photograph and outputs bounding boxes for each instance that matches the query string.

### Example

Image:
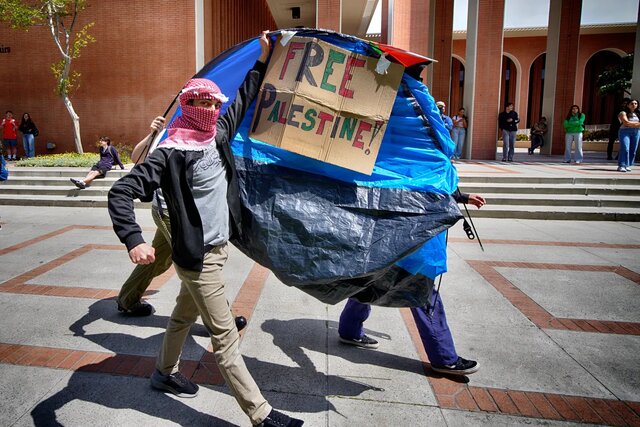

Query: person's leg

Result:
[501,130,509,161]
[410,293,458,366]
[564,133,573,162]
[628,130,640,169]
[174,244,272,424]
[83,170,102,185]
[22,135,28,158]
[575,132,584,163]
[338,299,371,340]
[117,208,172,311]
[618,129,630,169]
[508,131,516,161]
[27,134,35,157]
[607,131,616,160]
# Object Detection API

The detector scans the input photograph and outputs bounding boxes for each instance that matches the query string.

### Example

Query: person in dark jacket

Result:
[498,102,520,162]
[107,32,303,427]
[338,191,486,377]
[18,112,38,158]
[70,136,124,189]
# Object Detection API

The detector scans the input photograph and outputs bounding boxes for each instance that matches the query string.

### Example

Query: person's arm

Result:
[216,30,271,140]
[454,190,486,208]
[578,113,585,127]
[131,116,165,164]
[112,146,125,169]
[618,112,640,128]
[108,149,167,263]
[513,112,520,124]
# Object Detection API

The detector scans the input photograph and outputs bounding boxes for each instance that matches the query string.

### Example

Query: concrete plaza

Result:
[0,161,639,426]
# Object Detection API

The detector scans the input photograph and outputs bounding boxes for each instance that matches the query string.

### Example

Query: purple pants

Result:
[338,294,458,366]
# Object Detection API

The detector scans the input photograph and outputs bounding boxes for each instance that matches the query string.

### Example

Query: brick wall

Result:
[0,0,275,155]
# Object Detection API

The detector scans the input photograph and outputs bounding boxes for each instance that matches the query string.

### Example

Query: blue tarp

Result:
[170,30,461,307]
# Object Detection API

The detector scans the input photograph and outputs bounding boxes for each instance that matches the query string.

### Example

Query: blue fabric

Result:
[169,30,461,299]
[0,154,7,181]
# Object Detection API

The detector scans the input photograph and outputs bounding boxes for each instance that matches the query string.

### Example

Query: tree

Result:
[597,53,633,97]
[0,0,95,153]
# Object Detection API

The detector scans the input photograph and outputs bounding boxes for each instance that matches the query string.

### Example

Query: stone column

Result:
[316,0,342,32]
[632,1,640,99]
[382,0,430,60]
[541,0,582,155]
[463,0,505,160]
[427,0,454,104]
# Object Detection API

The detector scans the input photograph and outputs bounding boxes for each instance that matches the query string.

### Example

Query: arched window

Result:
[450,57,465,111]
[583,50,624,125]
[527,53,546,128]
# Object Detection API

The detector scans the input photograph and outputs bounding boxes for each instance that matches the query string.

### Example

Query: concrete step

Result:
[6,177,118,187]
[464,204,640,221]
[0,194,148,209]
[6,167,130,178]
[459,175,640,186]
[459,183,640,196]
[482,194,640,208]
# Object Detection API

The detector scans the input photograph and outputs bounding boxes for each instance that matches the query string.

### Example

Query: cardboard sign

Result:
[250,36,404,175]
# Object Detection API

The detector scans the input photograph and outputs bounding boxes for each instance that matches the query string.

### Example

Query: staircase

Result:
[1,166,639,220]
[458,175,640,221]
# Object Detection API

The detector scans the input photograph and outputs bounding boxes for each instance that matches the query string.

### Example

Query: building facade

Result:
[0,0,637,158]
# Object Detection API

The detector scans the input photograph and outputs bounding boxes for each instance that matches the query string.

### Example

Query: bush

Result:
[583,129,609,141]
[15,142,132,167]
[15,152,99,167]
[516,133,530,141]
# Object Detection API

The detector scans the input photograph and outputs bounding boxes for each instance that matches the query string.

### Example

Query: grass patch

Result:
[15,148,132,167]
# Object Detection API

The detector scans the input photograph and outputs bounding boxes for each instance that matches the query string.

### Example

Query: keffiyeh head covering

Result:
[158,78,229,150]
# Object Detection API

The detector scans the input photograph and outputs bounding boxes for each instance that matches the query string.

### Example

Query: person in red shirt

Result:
[1,111,18,161]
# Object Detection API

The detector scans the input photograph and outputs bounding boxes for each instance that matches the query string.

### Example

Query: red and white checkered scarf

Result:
[158,78,229,151]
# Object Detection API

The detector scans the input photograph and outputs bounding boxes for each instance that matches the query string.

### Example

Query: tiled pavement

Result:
[1,171,639,426]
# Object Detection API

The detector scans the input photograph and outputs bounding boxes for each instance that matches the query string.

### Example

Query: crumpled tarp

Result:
[173,29,462,307]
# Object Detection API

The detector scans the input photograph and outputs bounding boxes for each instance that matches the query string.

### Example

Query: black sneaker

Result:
[431,357,479,376]
[258,409,304,427]
[150,369,199,398]
[339,334,379,349]
[117,300,155,317]
[235,315,248,332]
[70,178,86,189]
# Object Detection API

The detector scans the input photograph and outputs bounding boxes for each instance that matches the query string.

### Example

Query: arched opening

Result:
[582,50,624,125]
[450,56,465,111]
[500,56,518,110]
[527,53,546,128]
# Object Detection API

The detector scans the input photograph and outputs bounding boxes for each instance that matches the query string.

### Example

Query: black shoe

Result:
[501,158,507,162]
[431,357,479,376]
[258,409,304,427]
[150,369,199,398]
[70,178,86,189]
[607,156,613,160]
[339,334,379,349]
[117,300,155,317]
[235,315,247,332]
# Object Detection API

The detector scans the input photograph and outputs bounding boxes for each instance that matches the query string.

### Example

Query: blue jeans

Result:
[502,130,516,161]
[338,295,458,366]
[564,132,583,163]
[618,127,640,168]
[22,133,35,158]
[452,127,466,158]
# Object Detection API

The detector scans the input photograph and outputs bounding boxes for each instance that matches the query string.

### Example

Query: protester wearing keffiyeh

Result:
[158,78,229,150]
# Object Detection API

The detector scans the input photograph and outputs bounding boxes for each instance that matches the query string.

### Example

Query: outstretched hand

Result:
[468,194,486,209]
[258,30,271,63]
[129,243,155,265]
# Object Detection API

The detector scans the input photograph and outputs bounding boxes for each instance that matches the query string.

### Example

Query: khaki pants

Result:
[157,244,271,425]
[117,207,173,309]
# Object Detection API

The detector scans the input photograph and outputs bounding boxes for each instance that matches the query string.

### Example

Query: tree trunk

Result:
[62,94,83,153]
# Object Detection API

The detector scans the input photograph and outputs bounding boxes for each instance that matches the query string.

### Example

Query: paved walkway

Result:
[0,158,639,426]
